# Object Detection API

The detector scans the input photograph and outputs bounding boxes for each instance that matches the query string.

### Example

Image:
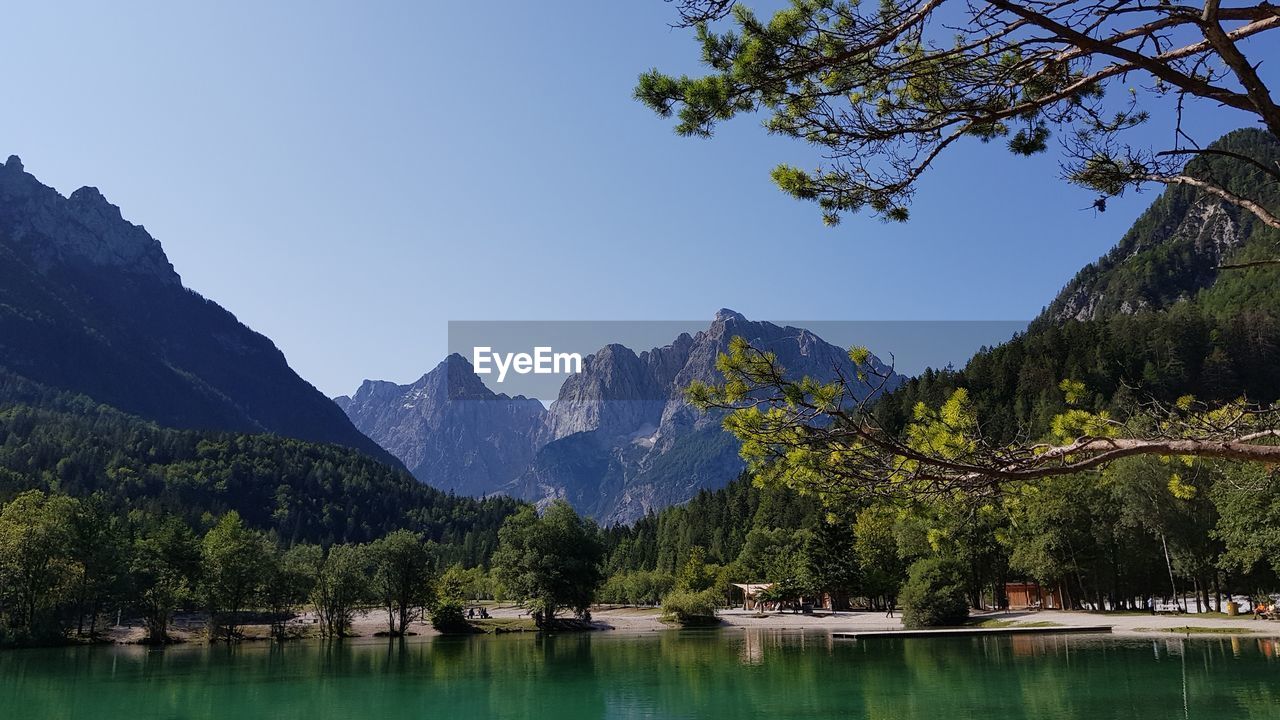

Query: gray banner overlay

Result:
[447,319,1028,403]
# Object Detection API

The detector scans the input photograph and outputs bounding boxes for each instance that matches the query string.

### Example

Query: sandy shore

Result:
[104,603,1280,644]
[586,606,1280,637]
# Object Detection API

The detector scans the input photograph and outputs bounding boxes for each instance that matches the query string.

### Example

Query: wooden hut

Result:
[1004,581,1064,610]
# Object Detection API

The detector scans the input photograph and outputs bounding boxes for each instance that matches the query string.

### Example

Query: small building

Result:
[730,583,774,611]
[1005,581,1064,610]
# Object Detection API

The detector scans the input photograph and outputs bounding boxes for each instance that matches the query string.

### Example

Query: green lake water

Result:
[2,630,1278,719]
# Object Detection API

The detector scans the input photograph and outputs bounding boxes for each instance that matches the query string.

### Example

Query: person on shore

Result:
[885,601,896,618]
[1254,601,1272,620]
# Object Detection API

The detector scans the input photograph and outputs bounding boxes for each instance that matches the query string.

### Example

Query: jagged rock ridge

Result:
[335,354,545,495]
[342,309,899,523]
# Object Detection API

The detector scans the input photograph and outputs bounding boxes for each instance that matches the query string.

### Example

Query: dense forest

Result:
[0,368,521,558]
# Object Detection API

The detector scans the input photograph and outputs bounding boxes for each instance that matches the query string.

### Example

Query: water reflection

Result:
[0,630,1276,720]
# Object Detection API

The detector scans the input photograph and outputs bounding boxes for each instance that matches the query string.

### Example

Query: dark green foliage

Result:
[874,304,1280,444]
[429,599,469,634]
[605,130,1280,615]
[876,131,1280,445]
[129,515,201,643]
[0,373,522,560]
[1042,130,1280,323]
[805,520,861,608]
[261,544,321,640]
[492,501,605,626]
[899,557,970,629]
[67,495,128,637]
[603,471,823,575]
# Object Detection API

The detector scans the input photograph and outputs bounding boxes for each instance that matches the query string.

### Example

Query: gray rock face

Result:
[336,354,546,495]
[0,156,178,283]
[1040,129,1278,325]
[343,311,899,523]
[1049,196,1245,323]
[515,309,898,523]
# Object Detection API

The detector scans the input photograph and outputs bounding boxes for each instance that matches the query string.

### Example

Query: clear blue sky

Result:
[2,1,1274,396]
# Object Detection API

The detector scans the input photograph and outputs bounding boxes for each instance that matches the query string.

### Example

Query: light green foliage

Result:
[368,530,436,636]
[1212,463,1280,577]
[1059,379,1087,406]
[311,544,369,638]
[735,526,812,591]
[130,516,201,643]
[437,563,479,603]
[201,511,272,641]
[676,546,719,592]
[0,490,80,641]
[906,389,979,461]
[852,505,909,605]
[429,598,468,633]
[599,569,676,606]
[661,588,721,625]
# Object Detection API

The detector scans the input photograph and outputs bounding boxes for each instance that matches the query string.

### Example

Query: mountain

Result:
[342,309,898,524]
[514,309,898,523]
[0,155,396,465]
[876,128,1280,443]
[1042,129,1280,323]
[335,354,546,495]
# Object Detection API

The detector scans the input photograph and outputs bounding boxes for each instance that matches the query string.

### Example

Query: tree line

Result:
[0,371,522,559]
[0,488,610,646]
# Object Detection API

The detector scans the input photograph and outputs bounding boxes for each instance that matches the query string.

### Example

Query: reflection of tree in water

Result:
[3,633,1280,718]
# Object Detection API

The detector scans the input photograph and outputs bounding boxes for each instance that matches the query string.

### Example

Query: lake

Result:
[2,630,1277,719]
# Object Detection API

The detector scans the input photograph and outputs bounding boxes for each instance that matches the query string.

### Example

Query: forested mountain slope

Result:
[0,370,520,564]
[876,129,1280,442]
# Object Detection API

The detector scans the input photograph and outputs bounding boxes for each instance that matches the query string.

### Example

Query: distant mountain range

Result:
[339,309,899,524]
[4,128,1274,529]
[0,154,399,466]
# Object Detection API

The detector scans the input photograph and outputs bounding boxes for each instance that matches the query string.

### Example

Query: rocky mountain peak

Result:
[0,156,398,466]
[713,307,747,323]
[336,355,546,495]
[0,155,179,285]
[342,310,902,522]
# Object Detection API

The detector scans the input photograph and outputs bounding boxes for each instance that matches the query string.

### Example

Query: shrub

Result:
[898,557,969,629]
[661,589,721,626]
[429,599,470,634]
